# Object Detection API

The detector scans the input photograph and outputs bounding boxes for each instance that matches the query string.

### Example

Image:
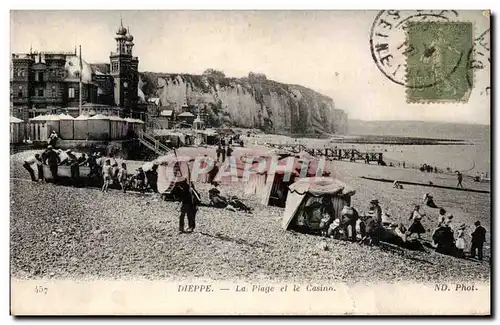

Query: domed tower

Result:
[125,27,134,55]
[110,18,139,116]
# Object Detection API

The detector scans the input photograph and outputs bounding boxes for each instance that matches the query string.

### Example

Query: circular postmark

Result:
[370,10,462,88]
[467,28,490,92]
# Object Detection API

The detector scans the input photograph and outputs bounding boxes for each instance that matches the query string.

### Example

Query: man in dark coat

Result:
[146,164,159,193]
[176,179,200,233]
[470,221,486,260]
[44,146,61,183]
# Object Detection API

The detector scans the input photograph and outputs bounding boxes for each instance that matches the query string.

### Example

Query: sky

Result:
[10,10,491,124]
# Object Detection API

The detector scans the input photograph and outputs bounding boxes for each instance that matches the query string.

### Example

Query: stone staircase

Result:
[137,129,171,156]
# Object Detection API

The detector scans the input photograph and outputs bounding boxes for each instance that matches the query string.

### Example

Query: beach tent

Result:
[213,159,249,185]
[58,113,74,140]
[250,156,330,207]
[282,177,356,231]
[73,115,89,140]
[155,155,195,194]
[88,114,110,140]
[10,116,25,144]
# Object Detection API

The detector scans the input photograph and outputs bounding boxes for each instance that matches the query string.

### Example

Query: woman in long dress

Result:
[455,223,466,258]
[408,204,426,239]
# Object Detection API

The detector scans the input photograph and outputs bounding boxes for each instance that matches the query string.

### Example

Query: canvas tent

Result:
[155,155,195,194]
[246,156,330,207]
[281,177,356,232]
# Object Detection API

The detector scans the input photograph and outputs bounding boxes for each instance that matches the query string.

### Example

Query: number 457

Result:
[34,285,48,295]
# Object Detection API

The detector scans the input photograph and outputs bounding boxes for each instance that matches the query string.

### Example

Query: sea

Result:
[347,120,491,177]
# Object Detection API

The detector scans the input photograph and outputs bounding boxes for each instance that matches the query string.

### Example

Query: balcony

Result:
[31,97,48,104]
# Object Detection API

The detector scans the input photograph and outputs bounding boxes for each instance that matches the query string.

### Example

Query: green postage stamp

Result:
[405,22,473,103]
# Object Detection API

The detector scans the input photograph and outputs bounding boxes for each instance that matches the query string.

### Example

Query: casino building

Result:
[10,19,144,121]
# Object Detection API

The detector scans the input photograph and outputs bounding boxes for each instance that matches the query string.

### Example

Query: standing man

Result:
[44,146,61,183]
[456,171,464,188]
[470,221,486,260]
[146,164,159,193]
[221,145,226,163]
[226,145,233,162]
[177,179,200,234]
[23,154,43,182]
[216,144,223,163]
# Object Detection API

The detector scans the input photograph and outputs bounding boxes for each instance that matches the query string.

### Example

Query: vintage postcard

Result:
[9,9,491,315]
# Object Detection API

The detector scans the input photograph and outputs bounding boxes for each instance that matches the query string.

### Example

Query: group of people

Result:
[420,163,438,173]
[23,145,90,184]
[22,144,160,194]
[314,195,487,260]
[215,144,233,163]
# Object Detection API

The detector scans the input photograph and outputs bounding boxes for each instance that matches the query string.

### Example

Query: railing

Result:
[137,130,171,156]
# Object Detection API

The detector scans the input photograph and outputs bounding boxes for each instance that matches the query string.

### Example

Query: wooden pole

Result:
[79,45,82,116]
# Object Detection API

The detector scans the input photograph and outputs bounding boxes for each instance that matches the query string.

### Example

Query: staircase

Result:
[137,130,171,156]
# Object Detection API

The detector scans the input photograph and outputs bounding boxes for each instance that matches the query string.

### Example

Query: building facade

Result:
[10,20,142,121]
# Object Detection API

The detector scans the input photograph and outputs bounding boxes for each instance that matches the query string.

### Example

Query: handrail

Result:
[137,129,171,156]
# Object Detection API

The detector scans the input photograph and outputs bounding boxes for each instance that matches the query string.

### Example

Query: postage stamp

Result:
[405,22,474,103]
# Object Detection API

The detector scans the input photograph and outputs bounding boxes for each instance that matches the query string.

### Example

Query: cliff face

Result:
[140,72,348,134]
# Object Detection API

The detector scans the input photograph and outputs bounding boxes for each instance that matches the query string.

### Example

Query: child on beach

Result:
[101,159,112,192]
[117,163,128,193]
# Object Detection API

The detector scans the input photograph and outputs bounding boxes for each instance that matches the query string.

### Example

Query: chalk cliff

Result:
[139,71,348,134]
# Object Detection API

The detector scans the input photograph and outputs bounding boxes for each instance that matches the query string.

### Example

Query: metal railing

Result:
[137,129,171,156]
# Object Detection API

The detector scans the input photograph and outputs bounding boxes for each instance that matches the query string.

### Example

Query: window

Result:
[18,86,23,98]
[52,86,56,97]
[68,87,75,99]
[74,71,80,79]
[37,89,44,97]
[37,72,44,82]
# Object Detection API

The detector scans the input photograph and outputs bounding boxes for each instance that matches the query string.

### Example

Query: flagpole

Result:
[79,45,82,116]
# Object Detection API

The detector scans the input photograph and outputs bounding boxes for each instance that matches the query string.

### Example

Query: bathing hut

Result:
[109,115,124,140]
[10,116,25,144]
[73,115,89,140]
[133,118,145,133]
[44,114,61,135]
[124,117,136,136]
[28,115,50,141]
[58,113,75,140]
[88,114,110,140]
